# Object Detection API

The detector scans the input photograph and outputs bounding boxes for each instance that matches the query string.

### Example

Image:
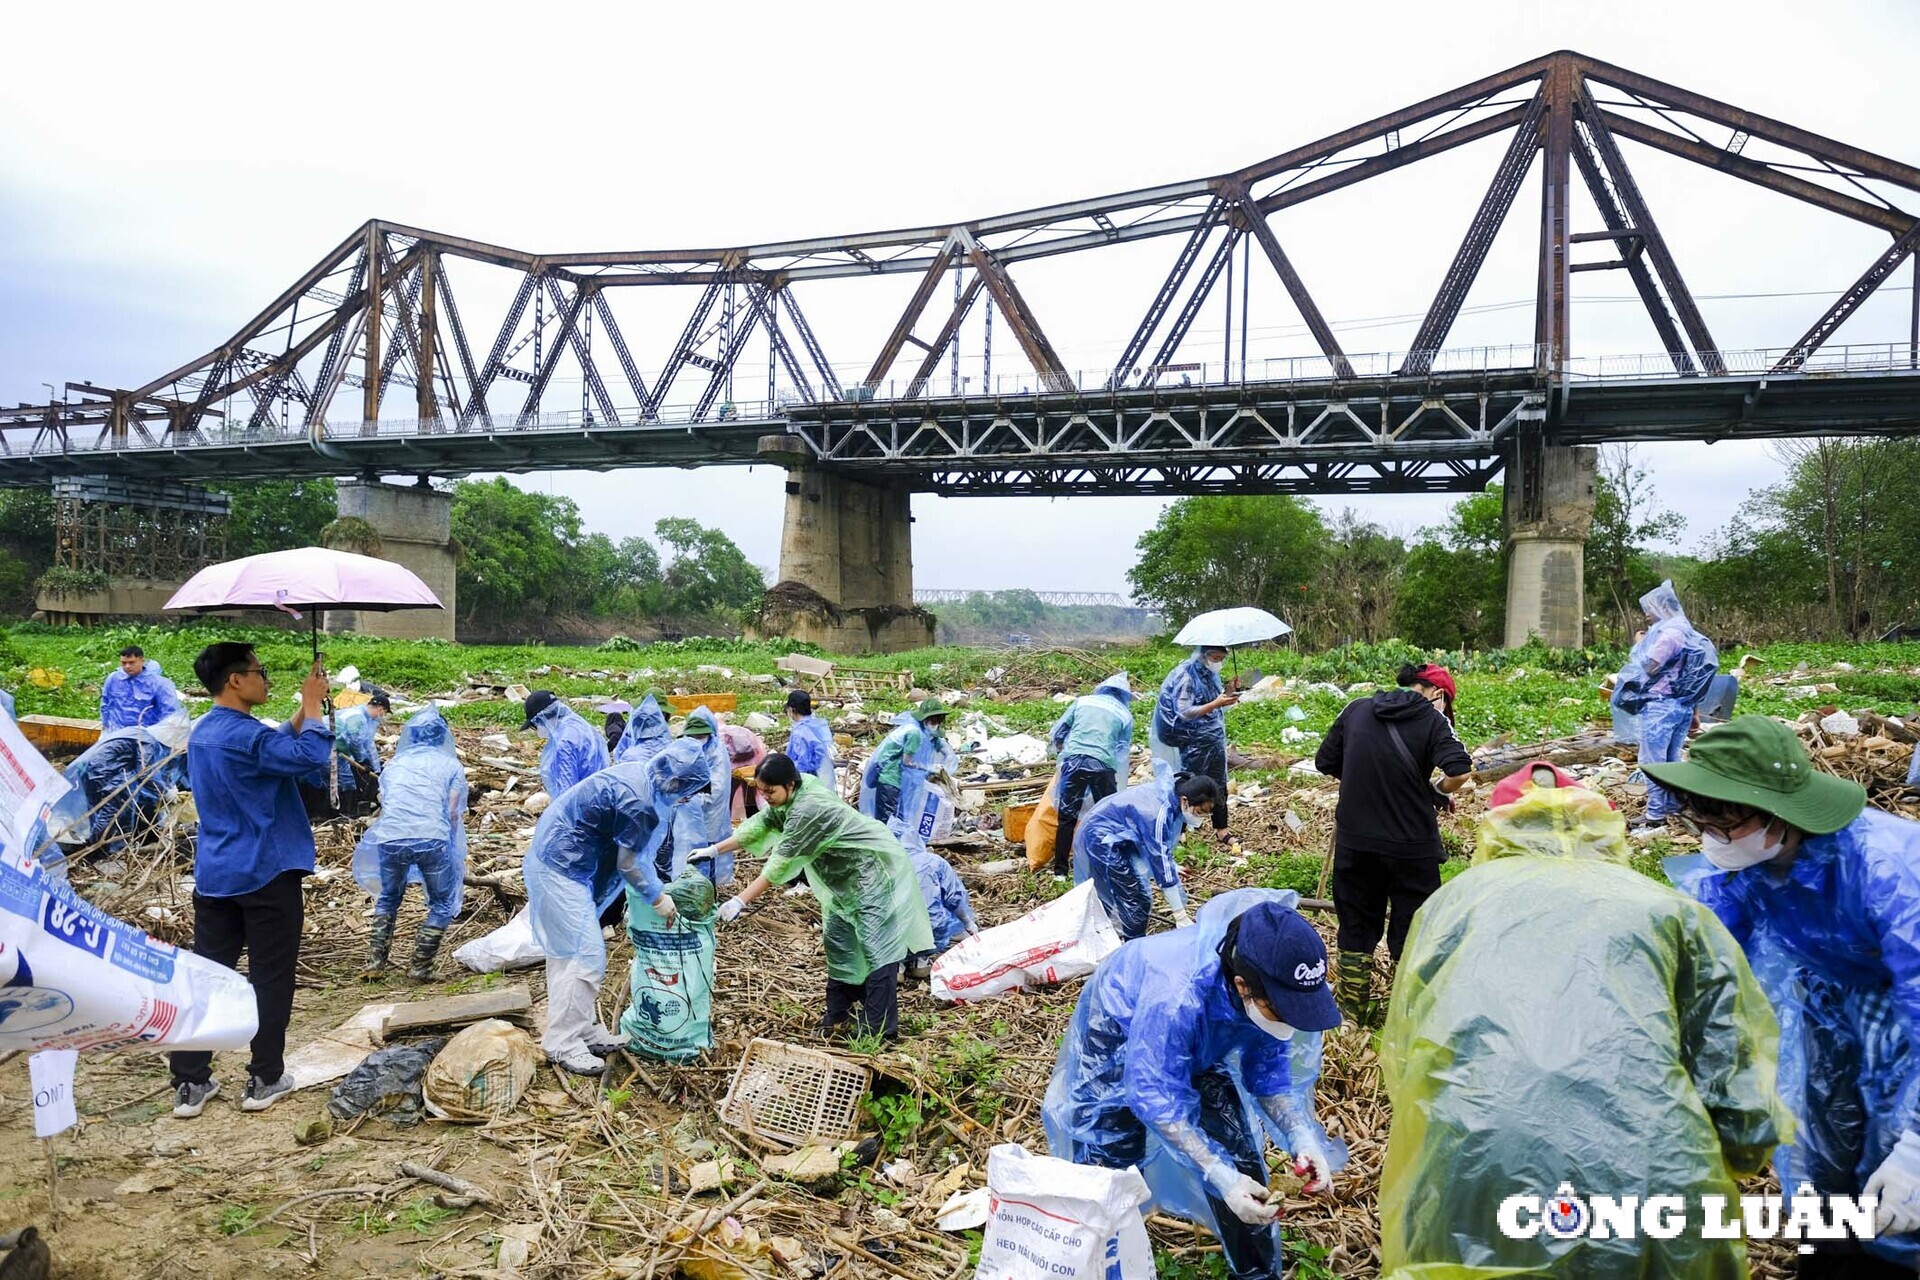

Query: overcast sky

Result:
[4,0,1916,596]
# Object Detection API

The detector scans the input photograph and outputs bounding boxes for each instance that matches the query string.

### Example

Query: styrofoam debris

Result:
[522,791,552,815]
[1287,760,1322,778]
[1051,692,1075,704]
[745,711,778,732]
[1820,711,1861,738]
[1280,726,1316,745]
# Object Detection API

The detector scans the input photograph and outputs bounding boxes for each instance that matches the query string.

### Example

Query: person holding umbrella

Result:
[169,643,334,1117]
[1151,647,1239,845]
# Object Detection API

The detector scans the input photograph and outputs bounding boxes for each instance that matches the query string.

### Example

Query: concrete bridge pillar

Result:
[1502,441,1596,649]
[753,439,934,654]
[328,480,458,641]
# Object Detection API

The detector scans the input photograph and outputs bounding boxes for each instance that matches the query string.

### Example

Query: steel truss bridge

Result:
[913,589,1148,609]
[6,50,1920,496]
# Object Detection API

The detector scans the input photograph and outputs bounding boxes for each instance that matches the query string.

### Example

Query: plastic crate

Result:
[667,693,738,715]
[719,1038,870,1148]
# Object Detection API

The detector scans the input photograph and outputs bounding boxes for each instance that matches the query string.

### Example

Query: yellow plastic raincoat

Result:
[735,774,934,984]
[1378,785,1789,1279]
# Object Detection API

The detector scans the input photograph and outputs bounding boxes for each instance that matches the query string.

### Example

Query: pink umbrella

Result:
[165,547,444,660]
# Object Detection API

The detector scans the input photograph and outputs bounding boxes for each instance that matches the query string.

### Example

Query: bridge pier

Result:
[754,441,934,654]
[1502,441,1596,649]
[327,480,457,641]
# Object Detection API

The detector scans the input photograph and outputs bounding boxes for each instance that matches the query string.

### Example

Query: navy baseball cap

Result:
[1227,902,1342,1032]
[522,690,558,728]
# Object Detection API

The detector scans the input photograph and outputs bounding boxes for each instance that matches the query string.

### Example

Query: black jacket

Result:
[1315,688,1473,858]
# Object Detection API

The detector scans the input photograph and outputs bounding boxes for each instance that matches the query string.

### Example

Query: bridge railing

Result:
[1562,344,1920,381]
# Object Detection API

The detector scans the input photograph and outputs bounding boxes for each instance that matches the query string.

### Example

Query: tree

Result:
[1293,510,1405,647]
[578,533,663,616]
[1127,496,1327,625]
[450,477,586,630]
[1390,487,1506,648]
[654,517,765,620]
[0,489,54,617]
[215,479,338,557]
[1586,445,1685,642]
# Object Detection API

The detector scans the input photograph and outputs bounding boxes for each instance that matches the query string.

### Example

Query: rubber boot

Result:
[406,926,447,983]
[361,914,396,979]
[1334,950,1376,1029]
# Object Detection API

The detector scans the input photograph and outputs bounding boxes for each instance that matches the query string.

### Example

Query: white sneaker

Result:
[550,1050,604,1077]
[240,1072,295,1112]
[172,1078,220,1118]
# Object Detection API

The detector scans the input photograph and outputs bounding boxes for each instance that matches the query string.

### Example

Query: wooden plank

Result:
[18,715,103,754]
[381,986,532,1037]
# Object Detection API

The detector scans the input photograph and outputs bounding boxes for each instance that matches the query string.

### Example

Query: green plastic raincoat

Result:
[1378,786,1788,1279]
[735,774,934,984]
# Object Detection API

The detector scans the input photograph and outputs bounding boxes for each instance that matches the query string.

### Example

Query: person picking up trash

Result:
[860,698,957,835]
[1653,715,1920,1276]
[524,690,609,798]
[1151,647,1237,845]
[521,759,698,1076]
[1044,889,1343,1280]
[782,689,836,791]
[352,706,469,982]
[101,644,182,730]
[1048,672,1136,876]
[700,753,933,1041]
[169,644,335,1118]
[1376,764,1787,1277]
[1314,662,1473,1028]
[1615,580,1719,832]
[904,842,979,981]
[1072,759,1218,940]
[329,686,389,817]
[611,691,672,766]
[665,706,734,885]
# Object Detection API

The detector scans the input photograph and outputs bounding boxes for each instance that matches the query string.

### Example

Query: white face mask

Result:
[1701,822,1783,871]
[1205,659,1225,674]
[1180,806,1205,829]
[1243,1001,1296,1043]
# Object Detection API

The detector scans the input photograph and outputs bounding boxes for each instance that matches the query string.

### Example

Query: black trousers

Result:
[1331,845,1440,961]
[169,869,306,1087]
[1052,756,1118,875]
[822,962,902,1040]
[1180,739,1230,831]
[1076,1067,1277,1280]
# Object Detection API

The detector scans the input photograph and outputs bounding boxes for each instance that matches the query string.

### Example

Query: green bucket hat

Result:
[1640,714,1866,835]
[912,697,950,724]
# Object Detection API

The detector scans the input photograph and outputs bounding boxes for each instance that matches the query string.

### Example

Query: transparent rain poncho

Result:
[612,694,672,766]
[1614,580,1719,712]
[100,660,182,731]
[911,847,976,952]
[735,774,933,984]
[45,713,189,855]
[1071,759,1188,940]
[1051,672,1135,771]
[649,734,733,885]
[785,712,837,789]
[859,710,958,848]
[531,698,610,798]
[331,703,382,793]
[1376,787,1788,1278]
[1668,806,1920,1270]
[351,707,469,924]
[521,761,674,965]
[1149,650,1227,772]
[1044,888,1341,1256]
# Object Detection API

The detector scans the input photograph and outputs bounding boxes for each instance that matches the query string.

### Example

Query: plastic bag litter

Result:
[423,1019,536,1122]
[328,1037,447,1124]
[1024,770,1062,872]
[619,872,717,1062]
[454,907,545,973]
[973,1143,1151,1280]
[932,881,1121,1004]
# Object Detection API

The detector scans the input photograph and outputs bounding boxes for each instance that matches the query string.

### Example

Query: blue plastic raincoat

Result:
[785,713,837,790]
[1670,808,1920,1268]
[911,847,976,952]
[100,660,182,731]
[1044,888,1340,1274]
[46,716,188,856]
[331,703,382,795]
[860,709,957,848]
[1051,673,1135,771]
[351,707,469,929]
[522,761,678,967]
[1380,787,1787,1278]
[1072,760,1189,940]
[650,733,734,887]
[531,698,609,798]
[1617,582,1718,820]
[1150,650,1225,767]
[612,694,672,766]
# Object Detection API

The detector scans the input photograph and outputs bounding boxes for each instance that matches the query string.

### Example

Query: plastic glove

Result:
[1205,1163,1278,1226]
[688,845,720,862]
[653,894,679,927]
[717,895,745,924]
[1866,1130,1920,1237]
[1288,1130,1334,1194]
[1171,906,1194,929]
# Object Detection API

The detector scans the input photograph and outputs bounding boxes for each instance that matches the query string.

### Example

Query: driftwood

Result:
[381,986,532,1037]
[1469,728,1634,785]
[397,1161,495,1207]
